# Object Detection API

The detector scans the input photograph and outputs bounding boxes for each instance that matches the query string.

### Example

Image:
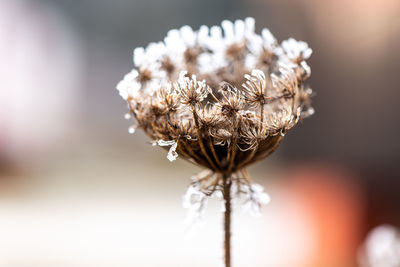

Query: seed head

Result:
[116,17,314,216]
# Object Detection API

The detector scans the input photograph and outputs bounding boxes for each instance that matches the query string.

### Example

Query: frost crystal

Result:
[240,183,271,217]
[156,140,179,162]
[167,142,178,162]
[116,69,141,100]
[183,183,208,227]
[124,113,131,120]
[157,140,175,146]
[128,126,136,134]
[281,38,312,61]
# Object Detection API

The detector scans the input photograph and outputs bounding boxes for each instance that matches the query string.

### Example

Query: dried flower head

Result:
[118,17,312,168]
[116,18,313,262]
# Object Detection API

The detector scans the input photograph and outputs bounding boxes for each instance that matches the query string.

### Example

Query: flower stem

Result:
[192,108,219,171]
[223,173,232,267]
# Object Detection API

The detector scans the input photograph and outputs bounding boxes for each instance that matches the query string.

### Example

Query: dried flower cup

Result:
[117,17,313,267]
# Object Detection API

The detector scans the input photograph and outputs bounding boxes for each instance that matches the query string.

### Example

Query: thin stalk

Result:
[227,116,239,173]
[260,102,264,126]
[181,141,209,167]
[207,136,222,166]
[223,174,232,267]
[192,108,219,171]
[177,140,205,167]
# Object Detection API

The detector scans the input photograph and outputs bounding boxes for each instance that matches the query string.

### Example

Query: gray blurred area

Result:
[41,0,400,167]
[1,0,400,266]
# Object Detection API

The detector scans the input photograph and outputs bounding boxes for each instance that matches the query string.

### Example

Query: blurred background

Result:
[1,0,400,266]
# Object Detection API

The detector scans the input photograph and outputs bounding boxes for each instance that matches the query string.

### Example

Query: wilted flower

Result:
[116,17,313,267]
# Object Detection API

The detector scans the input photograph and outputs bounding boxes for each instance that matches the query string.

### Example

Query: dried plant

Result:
[117,17,313,267]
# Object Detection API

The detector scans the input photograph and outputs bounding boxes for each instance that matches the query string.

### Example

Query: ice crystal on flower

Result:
[155,140,179,162]
[183,183,208,225]
[240,183,271,217]
[116,69,141,100]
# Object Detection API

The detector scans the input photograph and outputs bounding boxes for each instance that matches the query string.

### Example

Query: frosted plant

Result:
[116,17,313,267]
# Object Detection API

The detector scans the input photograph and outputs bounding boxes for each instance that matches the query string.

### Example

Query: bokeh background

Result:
[1,0,400,266]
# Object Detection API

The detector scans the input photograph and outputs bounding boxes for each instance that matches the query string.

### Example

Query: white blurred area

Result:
[0,0,83,163]
[0,149,318,267]
[0,181,315,267]
[358,225,400,267]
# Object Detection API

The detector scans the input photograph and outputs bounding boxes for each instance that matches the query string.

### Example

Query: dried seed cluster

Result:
[117,18,314,216]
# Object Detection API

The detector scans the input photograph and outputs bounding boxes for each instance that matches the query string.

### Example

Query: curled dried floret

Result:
[209,83,245,118]
[174,71,208,106]
[156,84,180,112]
[271,65,299,98]
[264,107,300,135]
[239,120,268,151]
[242,69,267,106]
